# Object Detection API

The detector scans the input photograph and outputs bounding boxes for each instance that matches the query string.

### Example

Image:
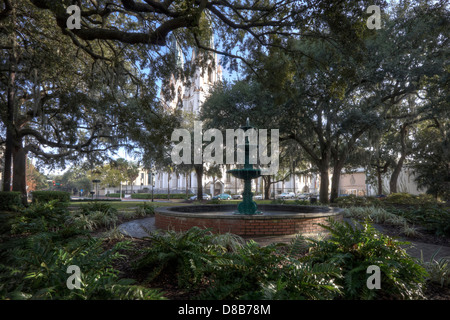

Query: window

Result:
[208,67,213,83]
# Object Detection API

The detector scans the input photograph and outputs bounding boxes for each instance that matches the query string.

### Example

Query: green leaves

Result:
[304,218,428,299]
[134,227,222,289]
[0,230,164,300]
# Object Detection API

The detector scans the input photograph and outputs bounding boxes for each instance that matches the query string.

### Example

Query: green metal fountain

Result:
[227,118,262,215]
[153,117,343,236]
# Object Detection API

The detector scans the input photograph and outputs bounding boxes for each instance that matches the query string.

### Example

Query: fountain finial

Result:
[240,117,254,131]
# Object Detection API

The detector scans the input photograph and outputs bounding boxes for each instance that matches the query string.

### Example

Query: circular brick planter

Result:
[155,204,343,237]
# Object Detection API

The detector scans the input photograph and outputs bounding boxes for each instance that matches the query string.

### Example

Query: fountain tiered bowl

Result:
[154,119,343,237]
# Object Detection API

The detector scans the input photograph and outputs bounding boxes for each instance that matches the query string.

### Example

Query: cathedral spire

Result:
[170,34,184,69]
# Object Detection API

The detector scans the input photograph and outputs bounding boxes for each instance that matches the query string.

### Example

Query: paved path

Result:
[118,217,157,238]
[118,216,450,261]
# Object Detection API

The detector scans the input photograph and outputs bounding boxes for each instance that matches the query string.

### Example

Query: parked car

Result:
[276,192,296,199]
[189,194,211,201]
[232,194,243,199]
[296,193,310,199]
[212,193,232,200]
[254,194,263,200]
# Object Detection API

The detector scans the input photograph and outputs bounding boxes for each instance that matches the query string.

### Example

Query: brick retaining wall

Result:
[155,211,343,236]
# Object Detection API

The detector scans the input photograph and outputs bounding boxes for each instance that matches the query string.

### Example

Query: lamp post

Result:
[148,167,156,202]
[92,179,100,199]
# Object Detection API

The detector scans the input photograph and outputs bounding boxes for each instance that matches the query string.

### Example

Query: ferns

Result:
[2,198,433,300]
[303,218,428,299]
[0,232,165,300]
[1,201,164,300]
[198,240,342,300]
[134,227,223,288]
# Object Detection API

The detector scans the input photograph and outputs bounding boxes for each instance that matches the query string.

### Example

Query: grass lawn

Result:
[69,200,191,211]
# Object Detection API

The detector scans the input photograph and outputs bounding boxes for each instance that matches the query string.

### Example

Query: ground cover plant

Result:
[339,193,450,241]
[303,219,429,299]
[1,195,449,300]
[129,219,440,300]
[0,199,162,300]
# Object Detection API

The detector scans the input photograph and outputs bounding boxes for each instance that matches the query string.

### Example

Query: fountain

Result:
[226,118,261,215]
[154,120,343,237]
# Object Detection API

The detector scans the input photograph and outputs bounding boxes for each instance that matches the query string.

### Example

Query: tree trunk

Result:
[263,176,271,199]
[375,161,389,195]
[330,167,342,204]
[194,164,203,200]
[292,174,295,195]
[330,157,346,203]
[3,8,17,192]
[377,168,383,195]
[3,93,14,192]
[12,142,27,206]
[389,155,406,194]
[390,124,408,194]
[319,166,329,204]
[167,172,170,200]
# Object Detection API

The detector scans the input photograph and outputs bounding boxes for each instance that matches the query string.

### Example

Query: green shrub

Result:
[0,191,23,211]
[134,227,223,289]
[303,218,428,299]
[199,240,341,300]
[199,241,285,299]
[134,203,155,217]
[11,200,70,234]
[384,193,416,205]
[0,233,165,300]
[420,250,450,288]
[335,194,379,207]
[69,203,120,231]
[398,206,450,237]
[343,206,407,225]
[105,193,124,198]
[79,202,118,215]
[31,191,70,204]
[384,193,439,206]
[1,202,165,300]
[131,193,192,200]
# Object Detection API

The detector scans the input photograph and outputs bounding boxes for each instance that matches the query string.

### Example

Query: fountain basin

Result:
[228,168,262,180]
[155,204,343,237]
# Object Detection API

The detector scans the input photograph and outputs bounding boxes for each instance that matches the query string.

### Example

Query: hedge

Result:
[0,191,23,211]
[131,193,193,200]
[106,193,125,198]
[31,191,71,204]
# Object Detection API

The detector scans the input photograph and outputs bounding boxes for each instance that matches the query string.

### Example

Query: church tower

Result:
[153,24,223,196]
[161,28,222,115]
[182,35,223,115]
